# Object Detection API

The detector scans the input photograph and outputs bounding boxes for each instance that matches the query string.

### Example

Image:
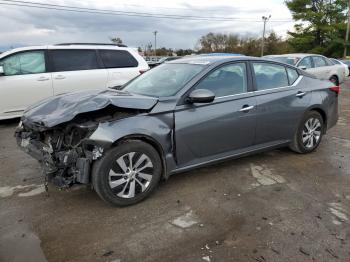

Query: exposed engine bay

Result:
[16,105,143,188]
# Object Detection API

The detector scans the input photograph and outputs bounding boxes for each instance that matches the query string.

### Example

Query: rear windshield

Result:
[264,56,300,66]
[123,63,204,97]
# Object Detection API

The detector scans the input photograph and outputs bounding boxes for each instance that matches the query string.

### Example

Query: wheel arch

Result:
[307,107,327,132]
[329,74,339,85]
[112,134,168,179]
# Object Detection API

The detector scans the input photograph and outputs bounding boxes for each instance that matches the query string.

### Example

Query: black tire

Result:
[290,111,324,154]
[329,75,339,86]
[92,140,162,206]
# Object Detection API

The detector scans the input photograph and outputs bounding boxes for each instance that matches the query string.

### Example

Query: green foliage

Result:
[286,0,348,57]
[197,32,292,56]
[110,37,123,45]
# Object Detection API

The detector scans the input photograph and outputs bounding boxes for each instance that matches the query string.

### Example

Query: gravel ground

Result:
[1,79,350,262]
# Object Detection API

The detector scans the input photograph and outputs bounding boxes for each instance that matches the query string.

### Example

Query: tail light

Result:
[139,69,148,74]
[329,86,340,94]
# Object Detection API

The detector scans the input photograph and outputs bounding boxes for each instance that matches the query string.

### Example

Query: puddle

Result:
[250,164,286,186]
[0,224,47,262]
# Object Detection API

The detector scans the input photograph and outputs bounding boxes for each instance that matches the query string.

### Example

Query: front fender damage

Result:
[15,106,142,188]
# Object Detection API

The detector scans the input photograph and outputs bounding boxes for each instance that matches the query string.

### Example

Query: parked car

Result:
[264,54,346,85]
[16,56,339,206]
[148,56,182,68]
[339,59,350,76]
[330,58,350,76]
[0,43,149,120]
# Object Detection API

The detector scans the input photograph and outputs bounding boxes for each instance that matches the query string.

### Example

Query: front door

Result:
[175,62,257,167]
[0,50,53,119]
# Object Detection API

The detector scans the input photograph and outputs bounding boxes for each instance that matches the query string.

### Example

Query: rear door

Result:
[252,62,311,145]
[49,49,108,95]
[0,50,53,118]
[98,49,141,88]
[175,62,257,166]
[309,56,330,80]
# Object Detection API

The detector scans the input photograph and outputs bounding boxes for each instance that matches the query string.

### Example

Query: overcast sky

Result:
[0,0,295,51]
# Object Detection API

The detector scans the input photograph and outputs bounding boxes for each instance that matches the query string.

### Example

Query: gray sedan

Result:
[16,56,339,206]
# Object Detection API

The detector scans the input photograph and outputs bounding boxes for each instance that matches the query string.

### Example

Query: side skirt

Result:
[168,140,290,176]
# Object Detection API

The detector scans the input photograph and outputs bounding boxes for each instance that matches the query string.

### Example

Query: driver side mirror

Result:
[187,89,215,104]
[0,65,4,76]
[298,65,307,70]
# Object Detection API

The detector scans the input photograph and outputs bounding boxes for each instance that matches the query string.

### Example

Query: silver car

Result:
[264,53,346,86]
[16,56,339,206]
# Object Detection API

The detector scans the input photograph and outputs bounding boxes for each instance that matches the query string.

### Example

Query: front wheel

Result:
[290,111,324,154]
[92,140,162,206]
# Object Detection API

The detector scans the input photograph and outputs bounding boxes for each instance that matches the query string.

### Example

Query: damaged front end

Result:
[15,89,158,188]
[15,108,133,187]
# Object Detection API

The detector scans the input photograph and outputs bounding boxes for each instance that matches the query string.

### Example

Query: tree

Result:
[286,0,348,57]
[110,37,123,45]
[197,32,292,56]
[175,49,195,56]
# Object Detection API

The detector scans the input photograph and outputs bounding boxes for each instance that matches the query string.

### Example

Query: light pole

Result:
[261,15,271,57]
[344,0,350,58]
[153,31,158,57]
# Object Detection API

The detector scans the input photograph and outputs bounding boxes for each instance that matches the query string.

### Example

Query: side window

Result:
[298,57,313,69]
[195,63,247,97]
[312,56,327,67]
[0,51,45,76]
[286,68,299,85]
[324,58,334,66]
[253,63,288,90]
[99,50,138,68]
[50,49,99,72]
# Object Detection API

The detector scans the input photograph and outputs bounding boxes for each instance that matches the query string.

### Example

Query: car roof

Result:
[168,55,263,65]
[0,44,134,59]
[265,53,322,58]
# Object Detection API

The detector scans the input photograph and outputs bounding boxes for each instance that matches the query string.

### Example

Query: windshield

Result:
[264,56,300,66]
[123,63,205,97]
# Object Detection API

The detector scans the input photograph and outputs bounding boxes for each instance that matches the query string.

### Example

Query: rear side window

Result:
[253,63,289,90]
[99,50,138,68]
[0,51,46,76]
[50,49,99,72]
[286,68,299,85]
[313,56,327,67]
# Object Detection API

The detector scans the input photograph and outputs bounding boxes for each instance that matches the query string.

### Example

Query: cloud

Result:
[0,0,294,51]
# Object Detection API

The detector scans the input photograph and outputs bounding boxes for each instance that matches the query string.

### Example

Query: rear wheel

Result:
[92,140,162,206]
[290,111,324,154]
[329,75,339,86]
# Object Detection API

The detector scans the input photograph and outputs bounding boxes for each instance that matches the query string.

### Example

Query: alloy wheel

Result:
[302,118,322,149]
[108,152,154,198]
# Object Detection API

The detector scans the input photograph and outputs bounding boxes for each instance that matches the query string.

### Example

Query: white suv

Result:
[0,43,149,120]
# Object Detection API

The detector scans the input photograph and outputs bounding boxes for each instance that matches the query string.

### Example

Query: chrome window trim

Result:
[214,75,303,100]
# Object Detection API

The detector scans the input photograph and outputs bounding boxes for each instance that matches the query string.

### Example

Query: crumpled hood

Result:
[22,89,158,128]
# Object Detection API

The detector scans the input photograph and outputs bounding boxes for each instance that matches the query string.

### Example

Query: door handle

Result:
[296,91,306,98]
[54,75,66,80]
[239,105,254,112]
[37,76,50,81]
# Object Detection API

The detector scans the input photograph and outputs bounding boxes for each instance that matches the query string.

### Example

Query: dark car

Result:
[16,56,339,206]
[148,56,182,68]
